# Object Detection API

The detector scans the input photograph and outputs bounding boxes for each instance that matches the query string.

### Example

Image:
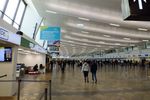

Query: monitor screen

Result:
[0,47,12,62]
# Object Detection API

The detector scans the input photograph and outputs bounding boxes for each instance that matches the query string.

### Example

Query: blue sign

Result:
[40,26,61,40]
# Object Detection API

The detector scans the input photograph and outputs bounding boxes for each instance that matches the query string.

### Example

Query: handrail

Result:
[0,79,52,100]
[0,74,7,78]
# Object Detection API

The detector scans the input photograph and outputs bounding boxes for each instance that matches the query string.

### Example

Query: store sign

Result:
[122,0,150,21]
[0,27,21,45]
[21,37,47,54]
[31,45,47,54]
[0,27,9,40]
[40,26,61,40]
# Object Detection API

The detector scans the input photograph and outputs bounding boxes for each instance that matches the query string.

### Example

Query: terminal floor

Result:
[9,65,150,100]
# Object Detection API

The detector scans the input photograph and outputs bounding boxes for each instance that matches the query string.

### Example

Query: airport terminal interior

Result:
[1,0,150,100]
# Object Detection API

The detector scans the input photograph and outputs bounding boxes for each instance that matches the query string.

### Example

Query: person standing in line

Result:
[90,61,97,84]
[81,61,90,83]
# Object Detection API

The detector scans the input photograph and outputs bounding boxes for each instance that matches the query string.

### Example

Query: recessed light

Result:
[46,10,57,14]
[104,35,111,37]
[96,45,101,47]
[82,39,88,41]
[138,28,148,31]
[109,23,120,27]
[99,41,105,43]
[123,38,131,40]
[78,17,90,21]
[142,40,149,42]
[82,43,88,45]
[77,24,84,27]
[81,31,89,34]
[115,43,121,45]
[18,48,23,51]
[68,41,74,43]
[130,44,135,46]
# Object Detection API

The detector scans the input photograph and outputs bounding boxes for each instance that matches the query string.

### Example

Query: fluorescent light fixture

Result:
[77,24,84,27]
[99,41,105,43]
[71,44,75,46]
[82,39,88,41]
[18,48,23,51]
[109,23,120,27]
[96,45,101,47]
[142,40,149,42]
[130,44,135,46]
[123,38,131,40]
[115,43,121,45]
[82,43,88,45]
[109,46,114,48]
[81,31,89,34]
[46,10,57,14]
[138,28,148,31]
[78,17,90,21]
[104,35,111,37]
[68,41,74,43]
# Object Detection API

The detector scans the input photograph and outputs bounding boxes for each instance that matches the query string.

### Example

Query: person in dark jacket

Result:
[90,61,97,83]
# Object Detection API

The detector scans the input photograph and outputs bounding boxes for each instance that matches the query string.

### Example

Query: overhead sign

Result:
[47,40,60,47]
[122,0,150,21]
[40,26,61,40]
[134,0,147,9]
[0,27,21,45]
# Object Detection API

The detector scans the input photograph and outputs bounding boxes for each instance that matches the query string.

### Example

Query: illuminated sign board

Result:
[122,0,150,21]
[0,27,21,45]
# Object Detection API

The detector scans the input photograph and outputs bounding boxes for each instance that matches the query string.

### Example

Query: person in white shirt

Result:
[81,61,90,83]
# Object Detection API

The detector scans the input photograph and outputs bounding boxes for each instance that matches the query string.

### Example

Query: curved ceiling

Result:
[31,0,150,56]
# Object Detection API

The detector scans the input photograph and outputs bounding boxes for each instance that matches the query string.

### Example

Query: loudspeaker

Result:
[16,31,23,35]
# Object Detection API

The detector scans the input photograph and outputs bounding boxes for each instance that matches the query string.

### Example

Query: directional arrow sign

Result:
[134,0,147,9]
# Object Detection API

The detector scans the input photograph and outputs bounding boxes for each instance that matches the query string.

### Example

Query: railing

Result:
[0,79,52,100]
[0,74,7,78]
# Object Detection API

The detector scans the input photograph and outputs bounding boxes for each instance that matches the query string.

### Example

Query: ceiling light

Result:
[138,28,148,31]
[18,48,23,51]
[99,41,105,43]
[142,40,149,42]
[130,44,135,46]
[81,31,89,34]
[115,43,121,45]
[123,38,131,40]
[46,10,57,14]
[104,35,111,37]
[82,43,88,45]
[68,41,74,43]
[77,24,84,27]
[96,45,101,47]
[82,39,88,41]
[78,17,90,21]
[109,23,120,27]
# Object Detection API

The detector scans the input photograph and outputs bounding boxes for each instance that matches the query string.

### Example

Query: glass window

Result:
[3,0,19,23]
[13,23,19,29]
[14,1,25,24]
[0,0,7,12]
[3,15,12,24]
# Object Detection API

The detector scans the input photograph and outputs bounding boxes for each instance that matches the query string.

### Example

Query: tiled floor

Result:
[51,65,150,100]
[5,65,150,100]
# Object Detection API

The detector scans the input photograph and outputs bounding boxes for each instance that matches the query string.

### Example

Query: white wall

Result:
[0,46,18,96]
[0,19,18,96]
[17,53,46,67]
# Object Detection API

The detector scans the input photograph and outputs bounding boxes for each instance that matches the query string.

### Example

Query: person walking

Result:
[90,61,97,83]
[81,61,90,83]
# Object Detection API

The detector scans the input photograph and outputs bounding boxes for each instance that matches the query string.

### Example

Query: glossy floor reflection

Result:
[51,65,150,100]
